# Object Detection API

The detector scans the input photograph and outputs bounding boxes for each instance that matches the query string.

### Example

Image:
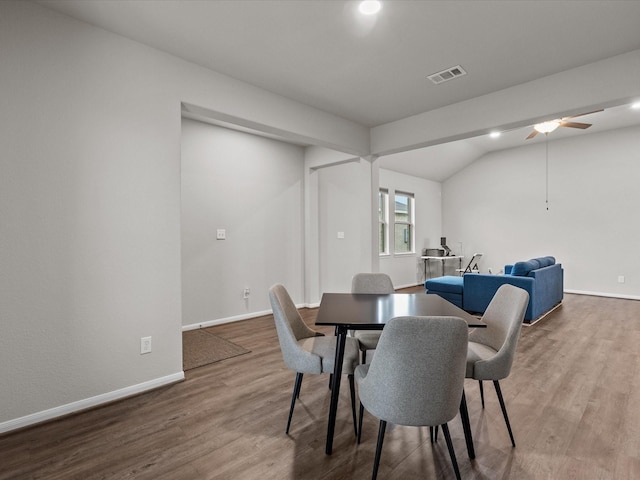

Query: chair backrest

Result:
[357,316,468,427]
[351,273,395,294]
[269,284,323,374]
[469,284,529,380]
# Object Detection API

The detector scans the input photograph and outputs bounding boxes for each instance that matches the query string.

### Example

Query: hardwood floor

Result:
[2,289,640,479]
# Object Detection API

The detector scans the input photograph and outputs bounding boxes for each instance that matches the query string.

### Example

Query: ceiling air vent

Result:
[427,65,467,85]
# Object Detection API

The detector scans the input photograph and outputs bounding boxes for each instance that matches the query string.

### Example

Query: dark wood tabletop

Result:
[315,292,485,330]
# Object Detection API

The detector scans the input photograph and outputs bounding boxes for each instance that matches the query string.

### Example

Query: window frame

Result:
[393,191,415,255]
[378,189,389,256]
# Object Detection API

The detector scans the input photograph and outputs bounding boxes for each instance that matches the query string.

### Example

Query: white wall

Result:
[443,124,640,298]
[317,159,374,293]
[0,1,368,431]
[0,1,184,429]
[379,169,443,288]
[181,119,305,327]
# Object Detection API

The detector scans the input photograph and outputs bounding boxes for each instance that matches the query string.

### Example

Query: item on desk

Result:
[440,237,452,256]
[423,248,444,257]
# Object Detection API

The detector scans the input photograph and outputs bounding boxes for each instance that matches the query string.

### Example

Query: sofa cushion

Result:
[529,258,541,270]
[425,275,464,294]
[536,257,556,268]
[511,260,537,276]
[534,257,548,267]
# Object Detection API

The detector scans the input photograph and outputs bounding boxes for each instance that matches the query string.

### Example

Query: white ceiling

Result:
[38,0,640,180]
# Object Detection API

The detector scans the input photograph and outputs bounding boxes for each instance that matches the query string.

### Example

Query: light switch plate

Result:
[140,336,152,354]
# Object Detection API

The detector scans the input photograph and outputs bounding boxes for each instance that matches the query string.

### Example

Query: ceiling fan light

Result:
[534,120,561,134]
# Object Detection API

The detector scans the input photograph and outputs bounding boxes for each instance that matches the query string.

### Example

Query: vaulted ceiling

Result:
[38,0,640,180]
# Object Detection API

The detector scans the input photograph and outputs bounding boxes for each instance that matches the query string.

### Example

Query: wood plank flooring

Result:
[2,289,640,479]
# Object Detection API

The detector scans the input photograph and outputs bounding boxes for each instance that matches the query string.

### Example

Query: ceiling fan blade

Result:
[560,121,592,129]
[563,109,604,120]
[525,130,538,139]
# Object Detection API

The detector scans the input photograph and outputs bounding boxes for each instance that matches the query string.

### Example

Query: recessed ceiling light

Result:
[489,131,501,139]
[631,101,640,110]
[359,0,382,15]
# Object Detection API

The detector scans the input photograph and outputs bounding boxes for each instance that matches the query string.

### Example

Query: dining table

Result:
[315,292,486,456]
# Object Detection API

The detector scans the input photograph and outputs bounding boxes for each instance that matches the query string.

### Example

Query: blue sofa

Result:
[425,256,563,323]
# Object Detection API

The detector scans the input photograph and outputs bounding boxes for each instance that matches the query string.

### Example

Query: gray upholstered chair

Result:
[351,273,395,364]
[356,316,469,480]
[467,283,529,447]
[269,284,360,435]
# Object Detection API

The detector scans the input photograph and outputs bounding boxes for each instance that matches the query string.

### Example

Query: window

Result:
[394,192,414,254]
[378,189,389,255]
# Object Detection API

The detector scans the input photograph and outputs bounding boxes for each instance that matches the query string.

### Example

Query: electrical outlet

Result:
[618,275,625,284]
[140,336,152,354]
[216,229,226,240]
[243,288,250,299]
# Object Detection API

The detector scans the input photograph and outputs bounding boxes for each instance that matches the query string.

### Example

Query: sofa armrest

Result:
[528,264,564,315]
[463,274,535,317]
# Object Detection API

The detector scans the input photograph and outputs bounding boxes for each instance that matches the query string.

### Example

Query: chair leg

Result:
[329,373,333,390]
[479,380,484,408]
[286,372,303,434]
[362,349,367,365]
[348,374,357,437]
[372,420,387,480]
[357,402,365,444]
[430,425,439,443]
[441,423,462,480]
[493,380,516,447]
[459,389,475,459]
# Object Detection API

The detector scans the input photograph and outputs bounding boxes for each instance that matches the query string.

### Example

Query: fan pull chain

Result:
[545,133,549,211]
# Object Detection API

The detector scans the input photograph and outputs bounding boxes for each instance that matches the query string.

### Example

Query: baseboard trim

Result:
[0,372,184,435]
[565,289,640,301]
[183,309,274,331]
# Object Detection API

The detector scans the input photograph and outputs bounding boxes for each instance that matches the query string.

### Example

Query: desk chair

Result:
[457,252,483,275]
[269,284,360,435]
[351,273,395,364]
[356,316,468,480]
[466,284,529,447]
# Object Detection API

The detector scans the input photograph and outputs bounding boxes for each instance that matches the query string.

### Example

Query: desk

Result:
[421,255,464,279]
[316,293,484,455]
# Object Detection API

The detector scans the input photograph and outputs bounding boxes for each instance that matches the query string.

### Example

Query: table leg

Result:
[459,389,475,459]
[326,325,347,455]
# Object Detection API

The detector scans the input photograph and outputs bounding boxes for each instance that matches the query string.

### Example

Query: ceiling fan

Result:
[525,109,604,139]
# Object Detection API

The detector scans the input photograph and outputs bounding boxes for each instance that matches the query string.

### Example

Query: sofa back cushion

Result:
[538,256,555,267]
[511,260,538,276]
[510,256,557,276]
